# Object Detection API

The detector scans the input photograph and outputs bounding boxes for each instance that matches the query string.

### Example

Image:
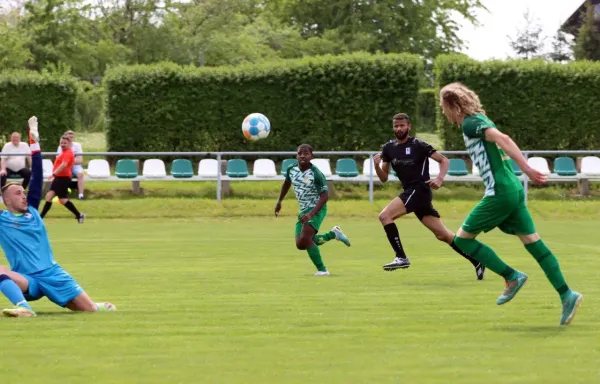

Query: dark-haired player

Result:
[375,113,485,279]
[275,144,351,275]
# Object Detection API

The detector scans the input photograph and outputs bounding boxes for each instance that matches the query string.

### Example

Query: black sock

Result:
[40,201,52,218]
[450,240,480,267]
[63,201,81,219]
[383,223,407,258]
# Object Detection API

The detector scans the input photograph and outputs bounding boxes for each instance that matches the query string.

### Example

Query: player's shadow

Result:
[35,311,80,316]
[493,324,587,335]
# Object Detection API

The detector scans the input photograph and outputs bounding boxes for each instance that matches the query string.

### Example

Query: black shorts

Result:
[399,185,440,221]
[50,177,72,199]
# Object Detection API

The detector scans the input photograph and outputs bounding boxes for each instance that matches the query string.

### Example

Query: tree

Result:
[574,0,600,61]
[509,9,546,59]
[547,28,573,63]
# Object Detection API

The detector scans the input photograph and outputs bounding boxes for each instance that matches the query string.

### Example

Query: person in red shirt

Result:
[40,135,85,223]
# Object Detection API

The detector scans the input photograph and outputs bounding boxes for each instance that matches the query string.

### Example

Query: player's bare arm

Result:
[373,153,389,182]
[275,178,291,216]
[484,128,547,185]
[426,152,449,190]
[301,191,328,224]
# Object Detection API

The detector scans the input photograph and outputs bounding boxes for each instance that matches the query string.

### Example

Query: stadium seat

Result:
[581,156,600,176]
[42,159,53,178]
[362,158,376,177]
[553,157,577,176]
[170,159,194,178]
[280,158,297,175]
[311,158,332,177]
[226,159,249,178]
[429,160,440,177]
[335,158,359,177]
[198,159,219,178]
[253,159,277,178]
[142,159,167,178]
[87,159,111,179]
[511,159,523,176]
[527,157,550,175]
[448,159,469,176]
[115,159,138,179]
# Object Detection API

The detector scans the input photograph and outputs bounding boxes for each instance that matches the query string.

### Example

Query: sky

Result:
[457,0,584,60]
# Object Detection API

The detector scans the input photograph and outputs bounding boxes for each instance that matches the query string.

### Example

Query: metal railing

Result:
[2,149,599,203]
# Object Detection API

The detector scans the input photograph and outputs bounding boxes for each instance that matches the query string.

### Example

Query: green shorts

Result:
[295,205,327,237]
[461,189,536,235]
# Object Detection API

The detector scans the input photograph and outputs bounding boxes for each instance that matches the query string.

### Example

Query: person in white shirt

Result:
[56,130,85,200]
[1,132,32,190]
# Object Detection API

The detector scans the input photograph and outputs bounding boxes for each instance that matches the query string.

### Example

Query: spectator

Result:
[1,132,32,191]
[57,130,85,200]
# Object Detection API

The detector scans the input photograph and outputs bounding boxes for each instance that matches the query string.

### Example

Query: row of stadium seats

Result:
[39,156,600,181]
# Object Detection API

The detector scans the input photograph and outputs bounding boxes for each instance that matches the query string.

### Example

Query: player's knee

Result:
[378,211,391,224]
[295,237,308,250]
[435,233,450,243]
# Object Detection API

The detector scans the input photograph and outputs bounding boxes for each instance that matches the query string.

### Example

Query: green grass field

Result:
[2,199,599,383]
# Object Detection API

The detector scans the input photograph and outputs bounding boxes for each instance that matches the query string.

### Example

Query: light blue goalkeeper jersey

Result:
[0,151,55,274]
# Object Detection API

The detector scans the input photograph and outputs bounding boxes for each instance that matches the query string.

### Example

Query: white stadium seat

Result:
[142,159,167,178]
[581,156,600,176]
[527,157,550,175]
[42,159,53,178]
[198,159,220,178]
[87,159,111,179]
[362,158,375,177]
[310,158,332,177]
[430,161,441,177]
[253,159,277,178]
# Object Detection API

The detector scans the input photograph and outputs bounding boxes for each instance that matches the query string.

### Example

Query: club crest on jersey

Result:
[24,213,31,219]
[405,148,411,155]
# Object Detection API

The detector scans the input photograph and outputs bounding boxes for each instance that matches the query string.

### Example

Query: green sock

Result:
[454,237,516,279]
[313,231,336,246]
[307,244,327,272]
[525,240,570,300]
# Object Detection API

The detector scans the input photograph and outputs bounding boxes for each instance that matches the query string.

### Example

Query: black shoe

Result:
[383,257,410,271]
[78,214,85,224]
[475,263,486,280]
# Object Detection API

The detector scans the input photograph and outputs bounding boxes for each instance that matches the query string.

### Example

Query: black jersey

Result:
[381,137,437,190]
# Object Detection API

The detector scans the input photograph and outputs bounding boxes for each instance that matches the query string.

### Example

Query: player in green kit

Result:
[439,82,582,326]
[275,144,351,275]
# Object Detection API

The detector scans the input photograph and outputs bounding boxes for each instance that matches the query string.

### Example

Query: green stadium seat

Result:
[171,159,194,178]
[553,157,577,176]
[115,159,138,179]
[281,158,297,175]
[448,159,469,176]
[511,159,523,176]
[335,158,359,177]
[226,159,249,178]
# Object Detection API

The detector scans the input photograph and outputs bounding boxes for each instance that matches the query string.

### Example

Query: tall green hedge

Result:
[435,54,600,150]
[415,88,436,132]
[104,53,423,153]
[0,71,77,148]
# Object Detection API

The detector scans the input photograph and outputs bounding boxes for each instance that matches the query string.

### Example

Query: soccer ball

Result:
[242,113,270,141]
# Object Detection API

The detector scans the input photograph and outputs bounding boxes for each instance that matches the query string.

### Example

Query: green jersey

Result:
[462,113,522,196]
[285,162,328,212]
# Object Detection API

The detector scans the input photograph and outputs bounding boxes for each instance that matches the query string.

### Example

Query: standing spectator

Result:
[1,132,32,191]
[56,130,85,199]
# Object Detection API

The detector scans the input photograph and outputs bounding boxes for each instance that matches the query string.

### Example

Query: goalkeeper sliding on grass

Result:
[0,117,115,317]
[275,144,351,275]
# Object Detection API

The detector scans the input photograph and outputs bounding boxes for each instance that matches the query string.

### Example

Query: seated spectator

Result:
[1,132,32,191]
[57,130,85,200]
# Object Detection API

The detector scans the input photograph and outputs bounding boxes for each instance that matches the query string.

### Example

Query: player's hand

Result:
[300,213,313,224]
[525,167,547,185]
[48,175,54,182]
[0,170,6,177]
[426,177,443,190]
[373,153,382,165]
[274,202,282,217]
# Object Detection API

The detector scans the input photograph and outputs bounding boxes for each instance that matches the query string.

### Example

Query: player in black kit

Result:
[374,113,485,280]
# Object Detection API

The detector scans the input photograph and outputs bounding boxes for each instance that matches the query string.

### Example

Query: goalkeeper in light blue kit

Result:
[0,117,115,317]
